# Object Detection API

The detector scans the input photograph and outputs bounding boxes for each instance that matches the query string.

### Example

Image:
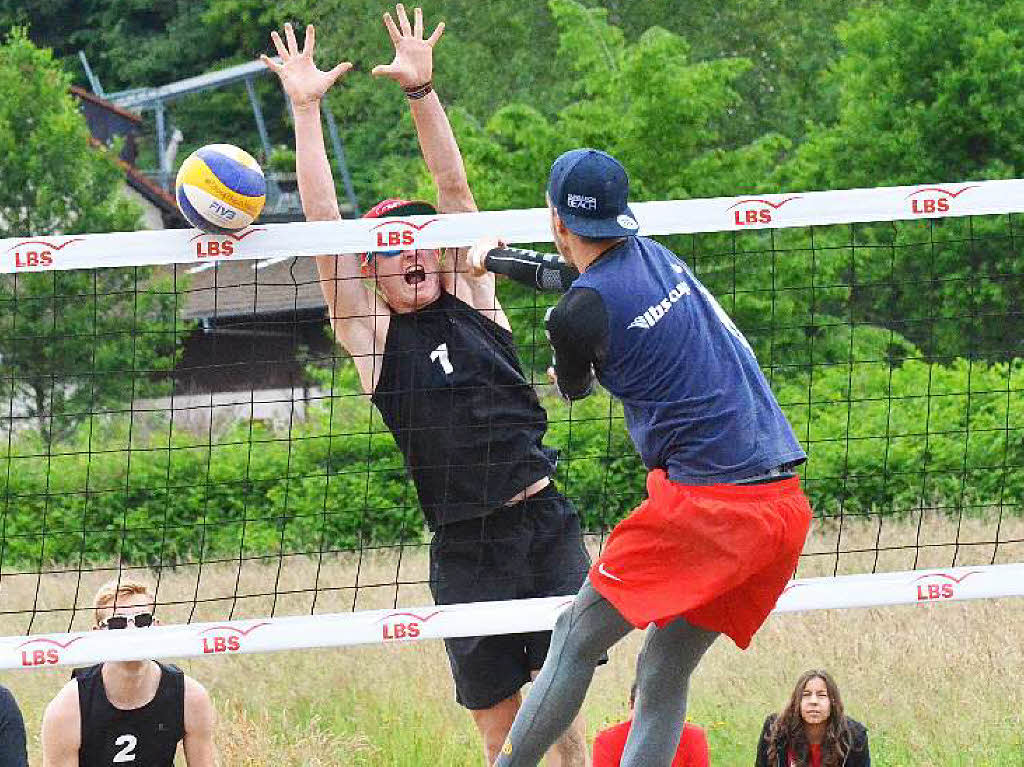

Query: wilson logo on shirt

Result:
[627,281,691,330]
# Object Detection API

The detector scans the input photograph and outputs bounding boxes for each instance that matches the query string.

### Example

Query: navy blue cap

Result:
[547,148,639,238]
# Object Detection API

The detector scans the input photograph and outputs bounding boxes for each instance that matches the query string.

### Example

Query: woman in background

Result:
[755,669,870,767]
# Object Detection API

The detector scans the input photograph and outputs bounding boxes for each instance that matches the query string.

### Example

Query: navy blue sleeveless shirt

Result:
[546,236,805,484]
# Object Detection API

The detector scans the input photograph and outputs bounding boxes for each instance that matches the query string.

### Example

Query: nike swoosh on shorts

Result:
[598,563,623,582]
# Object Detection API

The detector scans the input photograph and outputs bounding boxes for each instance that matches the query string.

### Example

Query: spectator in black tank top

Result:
[261,8,591,764]
[40,578,216,767]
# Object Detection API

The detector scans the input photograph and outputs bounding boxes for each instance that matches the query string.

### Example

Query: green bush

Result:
[1,355,1020,568]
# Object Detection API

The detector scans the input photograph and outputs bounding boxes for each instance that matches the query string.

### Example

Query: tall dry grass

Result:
[2,513,1022,765]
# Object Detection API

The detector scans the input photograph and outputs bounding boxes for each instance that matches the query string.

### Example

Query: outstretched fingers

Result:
[327,61,353,85]
[382,11,401,45]
[426,21,445,46]
[413,7,423,38]
[371,63,399,79]
[302,24,315,56]
[284,22,300,55]
[396,4,413,36]
[259,54,282,73]
[270,30,289,61]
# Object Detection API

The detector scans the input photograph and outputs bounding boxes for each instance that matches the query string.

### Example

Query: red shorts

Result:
[591,469,812,649]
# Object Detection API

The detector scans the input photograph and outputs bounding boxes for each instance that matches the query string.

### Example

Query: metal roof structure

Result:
[79,54,359,216]
[105,59,278,109]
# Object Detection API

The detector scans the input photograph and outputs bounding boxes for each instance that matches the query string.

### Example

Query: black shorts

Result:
[429,484,591,710]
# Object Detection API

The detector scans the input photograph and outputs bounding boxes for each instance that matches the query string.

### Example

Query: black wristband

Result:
[403,81,433,100]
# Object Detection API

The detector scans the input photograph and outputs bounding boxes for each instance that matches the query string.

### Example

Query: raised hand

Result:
[371,4,445,88]
[261,23,351,108]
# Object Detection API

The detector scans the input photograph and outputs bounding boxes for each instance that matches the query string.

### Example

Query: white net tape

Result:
[1,180,1019,274]
[5,564,1023,669]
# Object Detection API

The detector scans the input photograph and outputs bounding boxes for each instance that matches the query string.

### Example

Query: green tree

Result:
[0,29,181,445]
[780,0,1024,360]
[432,0,789,210]
[589,0,877,146]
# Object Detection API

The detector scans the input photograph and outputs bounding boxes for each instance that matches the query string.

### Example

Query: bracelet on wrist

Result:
[403,81,433,100]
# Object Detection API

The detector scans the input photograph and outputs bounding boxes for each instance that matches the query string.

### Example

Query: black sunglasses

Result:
[101,612,154,630]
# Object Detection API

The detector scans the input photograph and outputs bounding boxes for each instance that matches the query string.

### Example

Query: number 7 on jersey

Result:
[430,343,454,375]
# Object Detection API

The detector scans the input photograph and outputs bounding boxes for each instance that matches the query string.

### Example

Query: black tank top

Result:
[372,291,557,529]
[73,662,185,767]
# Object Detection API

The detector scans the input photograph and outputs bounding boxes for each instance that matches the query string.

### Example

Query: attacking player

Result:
[41,578,216,767]
[261,9,590,765]
[475,148,812,767]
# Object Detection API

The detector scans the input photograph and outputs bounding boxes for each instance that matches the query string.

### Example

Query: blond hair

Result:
[93,577,154,625]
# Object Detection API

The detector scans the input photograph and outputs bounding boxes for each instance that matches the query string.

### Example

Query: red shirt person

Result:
[593,719,708,767]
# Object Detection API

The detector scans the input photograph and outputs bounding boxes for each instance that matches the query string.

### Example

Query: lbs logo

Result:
[370,218,438,250]
[913,571,979,601]
[17,637,83,667]
[906,186,977,215]
[197,622,269,654]
[726,197,801,227]
[5,238,84,270]
[378,610,442,641]
[191,228,265,260]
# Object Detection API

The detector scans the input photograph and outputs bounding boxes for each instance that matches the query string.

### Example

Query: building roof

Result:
[177,257,328,321]
[120,160,183,222]
[74,85,189,227]
[70,85,143,124]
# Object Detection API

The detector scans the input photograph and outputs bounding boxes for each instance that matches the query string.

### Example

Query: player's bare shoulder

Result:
[184,674,213,715]
[41,679,81,764]
[182,675,217,766]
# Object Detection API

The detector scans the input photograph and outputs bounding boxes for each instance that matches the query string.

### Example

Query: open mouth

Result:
[404,264,427,285]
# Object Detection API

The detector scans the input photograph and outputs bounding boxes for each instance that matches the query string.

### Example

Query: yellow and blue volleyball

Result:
[175,144,266,234]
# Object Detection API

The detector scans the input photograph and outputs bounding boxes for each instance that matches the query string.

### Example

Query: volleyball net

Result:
[0,179,1022,668]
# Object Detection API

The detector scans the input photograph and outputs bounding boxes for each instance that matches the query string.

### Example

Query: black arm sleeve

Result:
[545,287,609,400]
[484,247,579,292]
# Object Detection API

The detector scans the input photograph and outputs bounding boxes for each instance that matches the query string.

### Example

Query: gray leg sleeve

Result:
[494,578,632,767]
[620,617,719,767]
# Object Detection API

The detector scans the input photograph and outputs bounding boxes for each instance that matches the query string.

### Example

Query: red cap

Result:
[360,199,439,270]
[363,198,437,220]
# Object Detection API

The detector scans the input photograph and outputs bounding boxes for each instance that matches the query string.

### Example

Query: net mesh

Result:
[1,211,1021,640]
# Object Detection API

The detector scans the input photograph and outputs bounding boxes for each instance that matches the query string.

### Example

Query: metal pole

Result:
[323,105,359,216]
[245,77,273,162]
[78,52,104,96]
[155,101,168,190]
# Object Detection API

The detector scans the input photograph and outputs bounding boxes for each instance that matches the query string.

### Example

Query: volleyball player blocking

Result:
[468,149,813,767]
[262,8,590,765]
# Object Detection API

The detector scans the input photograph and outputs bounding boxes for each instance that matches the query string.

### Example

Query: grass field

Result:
[2,513,1023,765]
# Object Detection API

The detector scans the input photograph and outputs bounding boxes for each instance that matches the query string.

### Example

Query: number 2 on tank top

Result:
[112,734,137,762]
[430,343,454,375]
[696,282,753,352]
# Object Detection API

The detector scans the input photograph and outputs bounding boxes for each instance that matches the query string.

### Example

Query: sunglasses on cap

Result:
[100,612,154,630]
